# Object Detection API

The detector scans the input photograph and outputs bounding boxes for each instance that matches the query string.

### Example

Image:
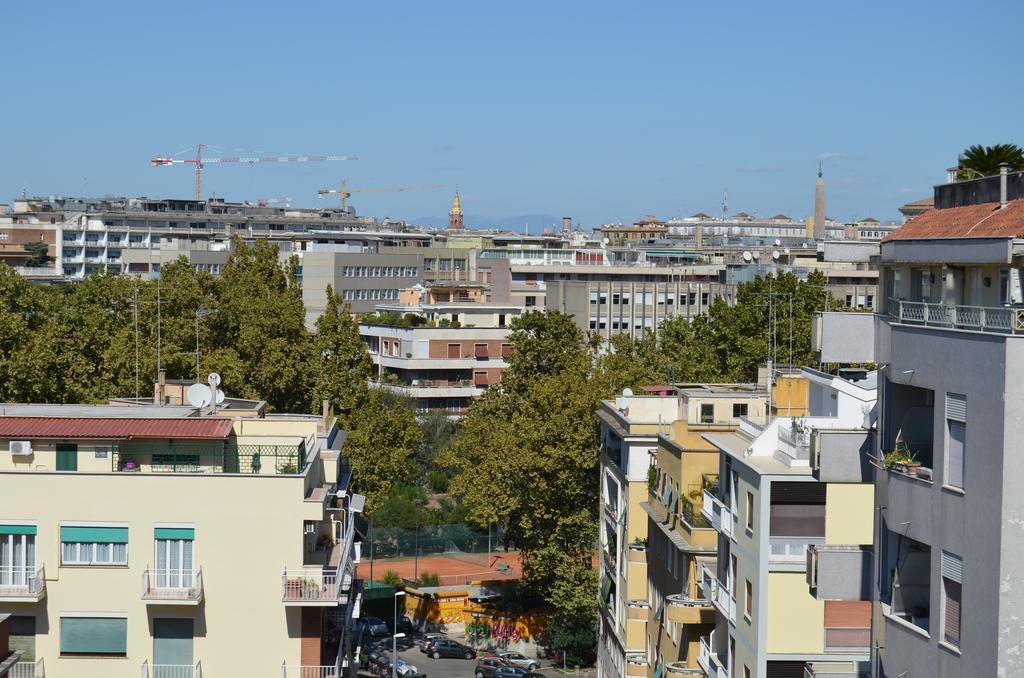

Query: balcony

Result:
[700,565,734,622]
[111,441,307,475]
[665,592,713,624]
[807,545,872,600]
[279,666,339,678]
[698,635,727,678]
[665,662,704,676]
[141,568,204,605]
[10,659,44,678]
[777,425,811,466]
[281,569,341,606]
[888,298,1024,335]
[0,565,46,602]
[804,662,869,678]
[812,430,873,483]
[626,599,650,620]
[140,660,202,678]
[824,626,870,654]
[700,490,732,538]
[769,536,824,566]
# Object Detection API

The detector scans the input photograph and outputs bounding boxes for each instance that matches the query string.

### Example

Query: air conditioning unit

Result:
[304,522,317,534]
[10,441,32,456]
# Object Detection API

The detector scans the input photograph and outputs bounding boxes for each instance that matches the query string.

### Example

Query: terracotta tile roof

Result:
[883,199,1024,241]
[0,417,233,440]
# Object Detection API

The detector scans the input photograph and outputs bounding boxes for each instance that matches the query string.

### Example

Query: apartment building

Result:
[643,386,768,678]
[0,403,361,678]
[597,394,679,678]
[813,168,1024,677]
[696,369,876,678]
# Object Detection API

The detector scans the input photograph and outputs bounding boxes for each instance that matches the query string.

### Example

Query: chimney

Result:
[947,166,959,184]
[322,399,331,427]
[155,369,167,406]
[561,217,572,234]
[1000,163,1009,209]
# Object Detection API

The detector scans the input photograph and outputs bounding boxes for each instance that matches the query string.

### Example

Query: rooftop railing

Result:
[888,298,1024,334]
[10,659,44,678]
[111,442,306,475]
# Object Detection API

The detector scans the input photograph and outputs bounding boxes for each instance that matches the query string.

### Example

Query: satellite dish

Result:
[785,248,791,255]
[207,372,221,387]
[187,383,212,408]
[742,251,752,262]
[752,251,761,260]
[774,239,781,247]
[215,389,225,404]
[623,388,634,397]
[772,251,780,260]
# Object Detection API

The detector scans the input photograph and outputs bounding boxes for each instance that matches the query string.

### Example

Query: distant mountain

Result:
[407,213,563,233]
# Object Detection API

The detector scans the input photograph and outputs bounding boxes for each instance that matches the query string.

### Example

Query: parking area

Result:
[361,631,564,678]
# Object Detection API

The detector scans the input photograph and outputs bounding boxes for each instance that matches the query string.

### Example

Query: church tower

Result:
[813,163,826,240]
[448,191,464,230]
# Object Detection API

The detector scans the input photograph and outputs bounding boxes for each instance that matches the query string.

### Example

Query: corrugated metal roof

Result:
[883,199,1024,241]
[0,417,233,440]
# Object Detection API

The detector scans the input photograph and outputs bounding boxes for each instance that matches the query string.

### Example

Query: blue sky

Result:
[2,0,1021,227]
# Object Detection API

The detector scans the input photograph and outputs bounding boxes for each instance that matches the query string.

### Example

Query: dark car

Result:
[475,656,507,678]
[493,668,528,678]
[418,633,446,653]
[360,616,390,637]
[426,638,477,659]
[388,614,416,634]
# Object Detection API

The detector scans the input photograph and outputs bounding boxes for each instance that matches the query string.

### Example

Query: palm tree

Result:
[958,143,1024,179]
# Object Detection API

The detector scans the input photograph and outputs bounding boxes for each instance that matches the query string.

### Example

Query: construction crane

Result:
[317,179,445,211]
[253,196,293,207]
[151,144,358,201]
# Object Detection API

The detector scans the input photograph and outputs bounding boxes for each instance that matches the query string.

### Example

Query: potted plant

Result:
[883,445,920,475]
[629,537,647,550]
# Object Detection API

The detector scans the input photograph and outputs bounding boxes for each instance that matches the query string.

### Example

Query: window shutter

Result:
[944,578,962,646]
[946,393,966,422]
[60,617,128,655]
[60,526,128,543]
[947,421,966,488]
[942,551,963,583]
[0,525,37,535]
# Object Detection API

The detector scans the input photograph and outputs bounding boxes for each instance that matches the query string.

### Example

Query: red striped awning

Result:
[0,417,233,441]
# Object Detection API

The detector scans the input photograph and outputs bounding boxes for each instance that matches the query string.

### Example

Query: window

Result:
[155,528,195,588]
[60,616,127,657]
[946,393,966,490]
[744,579,753,619]
[942,551,962,648]
[60,526,128,565]
[525,296,537,307]
[700,403,714,424]
[0,525,36,586]
[745,492,754,532]
[733,403,748,418]
[56,443,78,471]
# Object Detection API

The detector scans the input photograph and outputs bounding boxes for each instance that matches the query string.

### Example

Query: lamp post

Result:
[392,591,407,678]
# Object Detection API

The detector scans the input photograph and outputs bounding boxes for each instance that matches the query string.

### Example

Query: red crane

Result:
[151,144,358,200]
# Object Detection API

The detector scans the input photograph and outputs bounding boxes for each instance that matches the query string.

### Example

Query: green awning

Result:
[0,524,37,535]
[60,526,128,543]
[661,485,672,507]
[617,508,627,526]
[155,527,195,540]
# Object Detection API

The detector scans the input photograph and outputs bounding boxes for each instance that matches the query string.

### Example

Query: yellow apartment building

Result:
[0,403,360,678]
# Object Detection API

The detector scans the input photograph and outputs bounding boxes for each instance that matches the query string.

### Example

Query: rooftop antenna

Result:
[722,189,729,220]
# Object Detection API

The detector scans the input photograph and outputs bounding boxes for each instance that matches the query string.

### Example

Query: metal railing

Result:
[701,489,733,537]
[824,627,870,654]
[140,661,202,678]
[666,592,710,608]
[888,298,1024,334]
[10,659,44,678]
[280,663,338,678]
[112,441,306,474]
[778,425,811,462]
[770,536,825,563]
[141,568,203,602]
[700,565,735,622]
[281,569,339,603]
[0,565,45,598]
[698,635,727,678]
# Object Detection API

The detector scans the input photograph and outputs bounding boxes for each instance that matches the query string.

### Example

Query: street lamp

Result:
[392,591,407,678]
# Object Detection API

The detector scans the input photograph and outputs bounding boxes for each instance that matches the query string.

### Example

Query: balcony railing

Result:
[770,536,825,564]
[281,569,339,605]
[10,659,44,678]
[141,568,203,604]
[140,660,202,678]
[0,565,45,601]
[279,667,338,678]
[805,662,869,678]
[700,565,735,622]
[111,441,306,475]
[700,490,732,537]
[888,298,1024,334]
[778,425,811,463]
[824,627,870,654]
[698,635,727,678]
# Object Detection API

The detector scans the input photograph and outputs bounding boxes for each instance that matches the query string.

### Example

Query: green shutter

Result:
[60,617,127,655]
[661,485,672,507]
[154,528,195,540]
[0,524,37,535]
[56,444,78,472]
[653,663,664,678]
[654,597,665,621]
[60,526,129,543]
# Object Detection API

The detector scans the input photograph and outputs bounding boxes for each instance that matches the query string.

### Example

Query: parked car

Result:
[524,672,545,678]
[493,667,528,678]
[388,614,416,634]
[499,652,539,670]
[419,633,447,653]
[426,638,477,659]
[475,656,508,678]
[360,616,390,637]
[395,658,420,677]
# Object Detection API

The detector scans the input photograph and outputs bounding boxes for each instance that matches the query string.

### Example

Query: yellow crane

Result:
[317,179,445,210]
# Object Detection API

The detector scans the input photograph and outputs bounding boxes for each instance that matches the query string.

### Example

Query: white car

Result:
[395,659,420,677]
[499,652,539,670]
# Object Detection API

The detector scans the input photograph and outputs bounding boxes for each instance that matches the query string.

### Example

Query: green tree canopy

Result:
[345,389,423,512]
[312,285,372,425]
[959,143,1024,178]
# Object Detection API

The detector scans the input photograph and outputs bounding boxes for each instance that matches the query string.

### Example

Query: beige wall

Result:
[766,572,824,654]
[824,483,874,545]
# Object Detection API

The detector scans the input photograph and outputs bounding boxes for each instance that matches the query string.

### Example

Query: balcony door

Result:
[153,618,193,676]
[0,531,35,587]
[155,530,194,589]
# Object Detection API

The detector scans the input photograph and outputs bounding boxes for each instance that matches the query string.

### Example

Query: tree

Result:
[23,242,51,267]
[312,285,372,424]
[959,143,1024,178]
[595,331,665,393]
[444,311,604,630]
[345,389,423,512]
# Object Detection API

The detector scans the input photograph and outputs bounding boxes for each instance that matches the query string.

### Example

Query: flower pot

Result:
[905,462,921,476]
